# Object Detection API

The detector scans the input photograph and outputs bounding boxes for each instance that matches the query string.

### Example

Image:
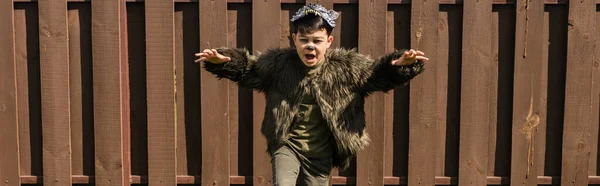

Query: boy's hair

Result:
[291,14,334,36]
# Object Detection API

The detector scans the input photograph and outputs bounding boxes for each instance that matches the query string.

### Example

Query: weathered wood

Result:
[145,0,176,185]
[511,0,544,185]
[407,0,438,185]
[561,0,596,185]
[37,1,72,186]
[356,0,386,186]
[91,0,128,185]
[199,0,230,185]
[459,0,492,185]
[0,0,20,185]
[252,0,279,185]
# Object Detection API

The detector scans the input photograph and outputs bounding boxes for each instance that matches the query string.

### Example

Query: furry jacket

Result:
[203,47,424,170]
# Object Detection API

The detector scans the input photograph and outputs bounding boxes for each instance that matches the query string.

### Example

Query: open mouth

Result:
[305,54,316,60]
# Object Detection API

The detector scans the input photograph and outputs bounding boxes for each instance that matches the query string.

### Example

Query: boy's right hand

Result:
[195,49,231,64]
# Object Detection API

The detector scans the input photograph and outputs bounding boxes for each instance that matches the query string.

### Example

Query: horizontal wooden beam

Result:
[18,176,600,185]
[10,0,587,4]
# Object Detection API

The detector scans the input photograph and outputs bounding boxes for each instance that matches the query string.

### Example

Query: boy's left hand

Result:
[391,49,429,66]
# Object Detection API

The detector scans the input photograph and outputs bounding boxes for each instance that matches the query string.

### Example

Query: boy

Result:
[195,4,428,186]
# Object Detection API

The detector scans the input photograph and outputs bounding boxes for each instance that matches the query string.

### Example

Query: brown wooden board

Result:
[199,0,230,185]
[67,3,94,176]
[145,0,176,185]
[561,0,596,185]
[0,0,20,185]
[119,0,131,181]
[37,1,72,186]
[356,1,386,186]
[408,0,438,185]
[127,3,148,176]
[14,3,43,176]
[544,4,568,177]
[91,0,128,185]
[535,8,550,176]
[487,8,500,178]
[490,4,514,178]
[435,7,449,178]
[511,0,543,185]
[174,4,201,176]
[592,7,600,176]
[459,0,492,185]
[227,3,253,178]
[388,5,411,180]
[252,0,279,185]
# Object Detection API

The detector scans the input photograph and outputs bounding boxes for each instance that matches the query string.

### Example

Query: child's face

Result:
[292,28,333,67]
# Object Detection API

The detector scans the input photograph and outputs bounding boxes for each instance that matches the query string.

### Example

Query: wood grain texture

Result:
[91,0,128,185]
[459,0,492,185]
[356,1,386,186]
[145,0,176,185]
[0,0,20,185]
[37,1,72,186]
[408,0,438,185]
[561,0,596,185]
[199,1,230,185]
[252,0,279,185]
[511,0,543,185]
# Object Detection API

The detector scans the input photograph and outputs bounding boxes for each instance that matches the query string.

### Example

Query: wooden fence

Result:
[1,0,599,186]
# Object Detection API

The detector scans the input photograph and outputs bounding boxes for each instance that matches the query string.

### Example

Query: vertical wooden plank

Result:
[252,0,279,185]
[145,0,176,185]
[0,0,20,185]
[200,1,230,185]
[436,7,449,177]
[68,3,94,176]
[535,8,550,176]
[14,3,43,176]
[91,0,128,185]
[37,1,72,186]
[68,4,84,176]
[305,0,333,9]
[127,3,148,176]
[511,0,544,185]
[408,0,438,185]
[561,0,596,185]
[175,4,201,176]
[119,0,131,182]
[356,1,386,186]
[487,8,499,177]
[591,7,600,176]
[227,3,254,178]
[459,0,492,185]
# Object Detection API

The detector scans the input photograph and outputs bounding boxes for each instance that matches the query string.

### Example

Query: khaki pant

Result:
[271,145,333,186]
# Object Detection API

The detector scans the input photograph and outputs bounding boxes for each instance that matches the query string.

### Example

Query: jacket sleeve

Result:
[360,49,425,93]
[202,47,271,91]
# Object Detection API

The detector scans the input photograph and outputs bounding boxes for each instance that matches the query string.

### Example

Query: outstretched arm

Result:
[196,48,270,91]
[361,49,427,93]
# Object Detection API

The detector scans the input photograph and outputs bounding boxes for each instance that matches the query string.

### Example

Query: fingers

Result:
[416,56,429,61]
[194,57,206,63]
